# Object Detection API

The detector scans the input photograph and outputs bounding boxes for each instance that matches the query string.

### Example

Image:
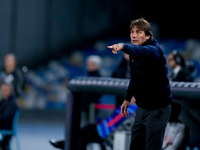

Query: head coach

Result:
[108,18,173,150]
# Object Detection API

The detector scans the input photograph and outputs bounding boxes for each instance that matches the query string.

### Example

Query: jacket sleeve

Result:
[121,43,161,59]
[124,78,134,102]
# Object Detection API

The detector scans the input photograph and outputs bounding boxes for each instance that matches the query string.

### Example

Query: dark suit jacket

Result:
[172,67,193,82]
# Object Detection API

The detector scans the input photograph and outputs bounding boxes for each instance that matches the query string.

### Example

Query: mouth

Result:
[131,40,138,44]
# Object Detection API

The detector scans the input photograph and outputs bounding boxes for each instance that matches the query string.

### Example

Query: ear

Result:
[145,35,150,40]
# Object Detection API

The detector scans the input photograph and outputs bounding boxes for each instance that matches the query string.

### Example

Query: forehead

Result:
[168,54,174,58]
[5,55,15,61]
[87,60,97,66]
[130,25,144,31]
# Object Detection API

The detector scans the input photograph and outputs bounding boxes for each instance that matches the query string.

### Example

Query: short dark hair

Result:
[130,18,154,39]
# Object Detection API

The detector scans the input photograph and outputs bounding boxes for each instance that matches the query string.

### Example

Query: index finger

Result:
[107,46,113,49]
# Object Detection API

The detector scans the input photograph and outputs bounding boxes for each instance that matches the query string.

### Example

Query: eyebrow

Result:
[131,28,142,32]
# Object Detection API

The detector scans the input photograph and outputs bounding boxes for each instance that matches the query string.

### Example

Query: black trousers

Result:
[130,105,171,150]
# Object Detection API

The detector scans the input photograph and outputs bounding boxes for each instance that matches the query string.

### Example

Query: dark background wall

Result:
[0,1,199,68]
[0,0,134,68]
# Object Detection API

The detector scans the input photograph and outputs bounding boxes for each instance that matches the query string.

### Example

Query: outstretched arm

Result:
[108,43,160,59]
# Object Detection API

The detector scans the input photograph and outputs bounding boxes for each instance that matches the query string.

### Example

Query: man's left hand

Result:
[121,100,130,117]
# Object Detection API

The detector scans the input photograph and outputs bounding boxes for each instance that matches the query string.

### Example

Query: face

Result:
[130,26,150,45]
[168,54,177,69]
[1,84,11,99]
[4,55,16,73]
[87,60,98,72]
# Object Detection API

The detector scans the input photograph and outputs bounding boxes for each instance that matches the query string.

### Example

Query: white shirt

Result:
[173,66,181,79]
[162,122,186,150]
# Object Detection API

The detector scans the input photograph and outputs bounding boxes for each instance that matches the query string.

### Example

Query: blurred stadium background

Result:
[0,1,200,150]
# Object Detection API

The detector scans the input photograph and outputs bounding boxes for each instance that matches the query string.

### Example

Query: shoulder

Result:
[178,67,193,79]
[143,39,163,53]
[151,39,164,51]
[180,67,190,73]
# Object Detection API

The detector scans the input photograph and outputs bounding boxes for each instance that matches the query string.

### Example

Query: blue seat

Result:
[0,110,20,150]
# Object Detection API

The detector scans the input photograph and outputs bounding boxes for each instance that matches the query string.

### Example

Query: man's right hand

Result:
[107,43,124,54]
[121,100,130,117]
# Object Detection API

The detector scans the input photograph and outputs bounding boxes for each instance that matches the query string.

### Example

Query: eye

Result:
[137,30,142,34]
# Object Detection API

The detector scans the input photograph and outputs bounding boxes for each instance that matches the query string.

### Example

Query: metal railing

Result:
[65,77,200,150]
[68,77,200,100]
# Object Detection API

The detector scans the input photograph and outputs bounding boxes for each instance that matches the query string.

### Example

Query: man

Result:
[86,55,102,77]
[81,55,102,126]
[167,50,193,82]
[50,55,103,150]
[0,53,25,98]
[0,82,19,149]
[108,18,172,150]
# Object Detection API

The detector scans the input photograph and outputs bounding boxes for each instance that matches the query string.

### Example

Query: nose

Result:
[131,32,137,38]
